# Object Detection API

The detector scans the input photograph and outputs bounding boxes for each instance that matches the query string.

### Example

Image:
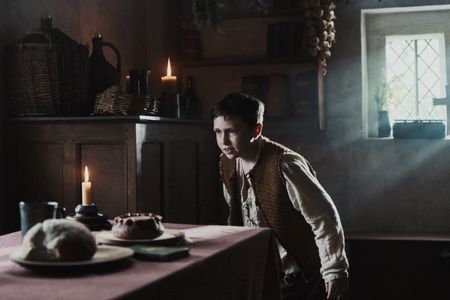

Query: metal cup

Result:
[19,201,64,237]
[129,69,151,95]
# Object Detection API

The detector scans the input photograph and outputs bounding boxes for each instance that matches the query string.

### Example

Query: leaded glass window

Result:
[385,34,447,122]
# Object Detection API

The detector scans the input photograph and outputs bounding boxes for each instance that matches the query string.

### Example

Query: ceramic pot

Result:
[378,110,391,137]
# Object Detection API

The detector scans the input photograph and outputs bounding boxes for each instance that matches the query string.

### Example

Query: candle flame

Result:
[84,165,89,182]
[166,58,172,77]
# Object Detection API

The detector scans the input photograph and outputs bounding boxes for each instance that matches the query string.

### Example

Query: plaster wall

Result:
[305,0,450,233]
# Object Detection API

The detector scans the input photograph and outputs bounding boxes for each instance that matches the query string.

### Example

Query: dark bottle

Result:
[183,76,200,118]
[88,33,121,112]
[40,15,53,31]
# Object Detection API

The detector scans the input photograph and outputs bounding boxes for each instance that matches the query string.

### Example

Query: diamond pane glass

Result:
[385,37,446,122]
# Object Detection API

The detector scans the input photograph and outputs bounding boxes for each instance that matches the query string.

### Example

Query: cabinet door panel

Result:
[81,144,127,218]
[165,142,197,223]
[141,142,163,214]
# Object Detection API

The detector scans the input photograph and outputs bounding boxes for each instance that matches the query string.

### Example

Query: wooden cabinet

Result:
[135,120,222,224]
[5,116,223,233]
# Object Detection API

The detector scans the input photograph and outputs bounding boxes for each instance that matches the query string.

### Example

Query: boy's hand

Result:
[325,277,348,300]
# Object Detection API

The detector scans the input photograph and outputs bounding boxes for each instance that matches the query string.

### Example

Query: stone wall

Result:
[304,0,450,233]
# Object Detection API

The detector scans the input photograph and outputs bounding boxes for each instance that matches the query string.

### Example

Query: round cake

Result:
[112,213,164,240]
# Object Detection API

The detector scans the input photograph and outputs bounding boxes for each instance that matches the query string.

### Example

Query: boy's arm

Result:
[281,154,349,283]
[222,183,232,225]
[222,183,231,206]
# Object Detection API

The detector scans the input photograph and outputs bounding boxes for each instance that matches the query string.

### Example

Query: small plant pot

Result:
[378,111,391,137]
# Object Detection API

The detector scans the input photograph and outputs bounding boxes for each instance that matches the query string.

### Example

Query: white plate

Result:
[9,245,134,270]
[96,229,185,246]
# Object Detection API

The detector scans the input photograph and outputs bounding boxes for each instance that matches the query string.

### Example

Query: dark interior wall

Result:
[0,2,9,232]
[0,0,155,80]
[0,0,165,233]
[0,0,166,115]
[298,0,450,234]
[1,0,450,234]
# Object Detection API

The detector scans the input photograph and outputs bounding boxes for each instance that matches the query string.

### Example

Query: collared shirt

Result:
[223,138,349,283]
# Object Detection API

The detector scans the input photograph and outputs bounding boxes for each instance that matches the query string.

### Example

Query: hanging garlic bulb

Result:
[303,0,336,75]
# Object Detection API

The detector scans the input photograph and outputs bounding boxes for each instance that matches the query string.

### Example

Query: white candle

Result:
[82,165,92,206]
[161,58,177,93]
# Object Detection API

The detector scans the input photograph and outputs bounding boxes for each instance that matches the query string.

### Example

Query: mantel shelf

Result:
[9,115,210,124]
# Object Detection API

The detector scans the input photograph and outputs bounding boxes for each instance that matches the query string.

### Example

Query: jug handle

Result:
[102,41,122,77]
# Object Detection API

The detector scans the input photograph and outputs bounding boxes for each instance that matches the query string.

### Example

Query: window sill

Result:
[365,136,450,141]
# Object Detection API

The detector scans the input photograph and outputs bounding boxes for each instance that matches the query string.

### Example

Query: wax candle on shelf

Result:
[125,75,131,93]
[82,165,92,206]
[161,58,177,93]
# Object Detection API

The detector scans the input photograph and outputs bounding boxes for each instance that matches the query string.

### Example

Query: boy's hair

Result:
[211,92,264,128]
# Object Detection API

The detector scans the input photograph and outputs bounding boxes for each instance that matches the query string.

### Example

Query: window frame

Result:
[361,5,450,138]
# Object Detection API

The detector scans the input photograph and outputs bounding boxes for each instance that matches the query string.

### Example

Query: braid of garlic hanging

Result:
[304,0,336,76]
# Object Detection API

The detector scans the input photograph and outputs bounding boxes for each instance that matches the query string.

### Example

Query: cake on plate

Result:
[112,213,164,240]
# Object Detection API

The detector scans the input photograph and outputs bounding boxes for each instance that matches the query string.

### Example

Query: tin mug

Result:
[19,201,65,237]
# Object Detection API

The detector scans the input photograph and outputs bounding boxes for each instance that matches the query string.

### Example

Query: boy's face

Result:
[213,115,260,160]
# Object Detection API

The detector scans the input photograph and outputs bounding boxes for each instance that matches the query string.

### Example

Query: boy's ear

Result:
[254,123,263,137]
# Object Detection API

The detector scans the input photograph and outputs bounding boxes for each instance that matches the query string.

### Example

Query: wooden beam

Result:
[318,61,326,130]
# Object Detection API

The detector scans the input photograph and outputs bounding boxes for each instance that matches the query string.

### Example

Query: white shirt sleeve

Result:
[281,153,349,282]
[222,182,231,207]
[222,183,232,225]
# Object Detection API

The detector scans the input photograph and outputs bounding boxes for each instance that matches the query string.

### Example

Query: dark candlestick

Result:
[67,204,111,231]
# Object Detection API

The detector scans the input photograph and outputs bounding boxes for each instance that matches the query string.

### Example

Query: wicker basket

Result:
[93,86,132,116]
[93,86,160,116]
[5,18,89,116]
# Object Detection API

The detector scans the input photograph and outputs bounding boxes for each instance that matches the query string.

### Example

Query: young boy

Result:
[212,92,349,300]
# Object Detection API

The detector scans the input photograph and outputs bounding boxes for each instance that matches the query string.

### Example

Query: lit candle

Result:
[82,166,92,206]
[125,75,130,93]
[161,58,177,93]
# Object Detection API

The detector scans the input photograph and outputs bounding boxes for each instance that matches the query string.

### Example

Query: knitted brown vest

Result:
[220,137,321,280]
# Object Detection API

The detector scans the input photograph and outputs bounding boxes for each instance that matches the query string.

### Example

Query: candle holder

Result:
[67,204,112,231]
[161,92,181,118]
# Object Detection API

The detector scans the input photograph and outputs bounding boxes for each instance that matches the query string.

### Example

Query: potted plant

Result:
[373,81,392,137]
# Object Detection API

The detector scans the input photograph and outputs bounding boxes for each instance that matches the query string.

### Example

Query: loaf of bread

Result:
[20,219,97,261]
[112,213,164,240]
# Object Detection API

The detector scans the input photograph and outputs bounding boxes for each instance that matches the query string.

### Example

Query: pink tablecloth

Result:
[0,224,280,300]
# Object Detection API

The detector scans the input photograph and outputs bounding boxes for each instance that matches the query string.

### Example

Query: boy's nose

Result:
[222,134,230,145]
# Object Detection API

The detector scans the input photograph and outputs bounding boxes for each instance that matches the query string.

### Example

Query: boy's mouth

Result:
[222,148,234,154]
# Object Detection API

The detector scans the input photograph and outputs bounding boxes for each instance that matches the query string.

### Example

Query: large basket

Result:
[5,20,89,116]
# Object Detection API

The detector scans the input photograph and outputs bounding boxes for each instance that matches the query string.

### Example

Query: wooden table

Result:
[0,224,280,300]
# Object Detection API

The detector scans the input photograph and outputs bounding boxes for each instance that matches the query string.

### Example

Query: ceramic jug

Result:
[88,33,121,111]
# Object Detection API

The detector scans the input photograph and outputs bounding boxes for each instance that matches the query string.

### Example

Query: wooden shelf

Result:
[177,55,314,68]
[9,115,210,124]
[170,9,304,22]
